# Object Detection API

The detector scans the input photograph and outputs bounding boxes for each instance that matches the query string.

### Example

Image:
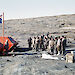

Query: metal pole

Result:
[3,12,4,37]
[2,12,4,53]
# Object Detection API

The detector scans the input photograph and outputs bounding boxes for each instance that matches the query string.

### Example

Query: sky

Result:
[0,0,75,20]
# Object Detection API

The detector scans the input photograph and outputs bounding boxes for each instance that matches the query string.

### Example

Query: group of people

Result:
[28,32,67,55]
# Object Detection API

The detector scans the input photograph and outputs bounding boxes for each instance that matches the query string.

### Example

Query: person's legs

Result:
[57,46,60,55]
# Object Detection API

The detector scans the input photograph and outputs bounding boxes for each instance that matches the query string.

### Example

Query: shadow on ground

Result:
[14,47,32,52]
[0,47,38,56]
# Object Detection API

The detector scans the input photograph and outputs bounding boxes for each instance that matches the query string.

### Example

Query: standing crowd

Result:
[28,32,67,55]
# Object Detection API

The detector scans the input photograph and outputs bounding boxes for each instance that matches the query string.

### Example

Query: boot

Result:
[57,51,60,55]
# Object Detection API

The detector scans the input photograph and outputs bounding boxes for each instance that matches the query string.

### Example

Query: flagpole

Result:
[3,12,4,37]
[2,12,4,53]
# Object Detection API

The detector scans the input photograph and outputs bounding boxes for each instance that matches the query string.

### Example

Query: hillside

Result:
[0,14,75,47]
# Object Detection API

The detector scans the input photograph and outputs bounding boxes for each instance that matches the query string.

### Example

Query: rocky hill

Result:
[0,14,75,75]
[0,14,75,47]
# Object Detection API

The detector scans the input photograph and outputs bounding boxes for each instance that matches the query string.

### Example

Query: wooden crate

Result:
[66,53,74,63]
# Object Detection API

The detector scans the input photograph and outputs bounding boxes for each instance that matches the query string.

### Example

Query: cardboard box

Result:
[66,53,74,63]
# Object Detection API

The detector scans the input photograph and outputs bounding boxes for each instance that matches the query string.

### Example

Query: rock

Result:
[7,59,12,62]
[65,65,68,68]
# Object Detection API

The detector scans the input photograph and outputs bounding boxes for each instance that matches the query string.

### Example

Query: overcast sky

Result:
[0,0,75,20]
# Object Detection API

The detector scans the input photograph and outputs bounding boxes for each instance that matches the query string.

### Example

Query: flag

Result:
[0,15,2,23]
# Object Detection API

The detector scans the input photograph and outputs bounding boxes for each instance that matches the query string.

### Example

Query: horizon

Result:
[5,13,75,20]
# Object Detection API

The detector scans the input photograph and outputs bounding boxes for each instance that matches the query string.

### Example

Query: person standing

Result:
[36,37,40,52]
[50,37,54,55]
[62,36,67,55]
[32,37,37,49]
[47,38,51,53]
[28,37,32,49]
[54,37,58,55]
[57,36,61,55]
[33,37,36,50]
[40,36,44,50]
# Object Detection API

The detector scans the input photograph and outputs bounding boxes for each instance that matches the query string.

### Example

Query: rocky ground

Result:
[0,50,75,75]
[0,14,75,75]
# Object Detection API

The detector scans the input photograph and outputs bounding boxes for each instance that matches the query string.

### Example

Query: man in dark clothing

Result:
[62,36,67,55]
[40,35,45,51]
[36,37,40,52]
[28,37,32,49]
[54,37,58,55]
[47,32,49,38]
